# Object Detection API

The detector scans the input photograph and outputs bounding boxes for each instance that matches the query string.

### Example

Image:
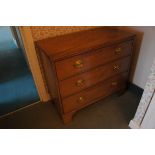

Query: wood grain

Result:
[55,40,133,80]
[59,57,131,98]
[36,27,135,61]
[36,27,136,124]
[62,73,128,113]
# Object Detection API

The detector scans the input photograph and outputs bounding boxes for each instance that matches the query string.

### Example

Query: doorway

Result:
[0,26,39,116]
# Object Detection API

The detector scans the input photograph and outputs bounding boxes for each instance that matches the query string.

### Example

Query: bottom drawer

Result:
[62,73,128,113]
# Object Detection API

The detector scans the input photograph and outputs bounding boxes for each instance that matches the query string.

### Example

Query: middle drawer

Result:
[59,56,130,98]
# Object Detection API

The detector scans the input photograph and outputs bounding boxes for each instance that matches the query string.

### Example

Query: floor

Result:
[0,26,39,115]
[0,86,142,129]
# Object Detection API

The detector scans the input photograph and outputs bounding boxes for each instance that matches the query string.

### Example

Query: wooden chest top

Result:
[35,27,135,61]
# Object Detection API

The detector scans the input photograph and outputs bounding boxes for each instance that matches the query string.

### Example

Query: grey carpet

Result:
[0,88,141,129]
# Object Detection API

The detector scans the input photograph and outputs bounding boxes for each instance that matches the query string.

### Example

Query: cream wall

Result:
[119,26,155,88]
[119,26,155,89]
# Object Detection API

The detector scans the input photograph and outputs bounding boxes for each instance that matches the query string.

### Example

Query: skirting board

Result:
[128,83,144,98]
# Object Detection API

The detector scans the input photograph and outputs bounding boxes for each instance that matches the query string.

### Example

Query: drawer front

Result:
[62,73,128,113]
[56,41,133,80]
[59,56,130,98]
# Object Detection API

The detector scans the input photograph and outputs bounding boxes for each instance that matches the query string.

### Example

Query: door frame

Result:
[19,26,50,102]
[141,91,155,128]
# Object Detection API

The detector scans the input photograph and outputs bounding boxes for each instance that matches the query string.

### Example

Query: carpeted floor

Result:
[0,26,39,115]
[0,86,142,129]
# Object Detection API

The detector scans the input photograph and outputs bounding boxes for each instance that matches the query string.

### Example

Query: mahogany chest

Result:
[36,27,135,124]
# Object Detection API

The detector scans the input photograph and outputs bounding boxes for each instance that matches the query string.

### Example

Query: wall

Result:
[132,26,155,88]
[131,27,155,89]
[118,27,155,89]
[30,26,96,41]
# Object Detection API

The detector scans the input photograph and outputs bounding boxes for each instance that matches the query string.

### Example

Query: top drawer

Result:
[55,40,133,81]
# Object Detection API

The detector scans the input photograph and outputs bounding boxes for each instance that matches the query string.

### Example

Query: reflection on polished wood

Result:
[36,27,135,124]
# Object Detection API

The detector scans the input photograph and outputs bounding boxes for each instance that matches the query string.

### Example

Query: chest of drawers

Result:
[36,28,135,124]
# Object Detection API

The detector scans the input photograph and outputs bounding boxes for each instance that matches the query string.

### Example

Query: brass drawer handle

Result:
[113,65,120,71]
[77,96,84,103]
[76,79,85,86]
[74,60,83,68]
[111,82,118,86]
[115,47,122,55]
